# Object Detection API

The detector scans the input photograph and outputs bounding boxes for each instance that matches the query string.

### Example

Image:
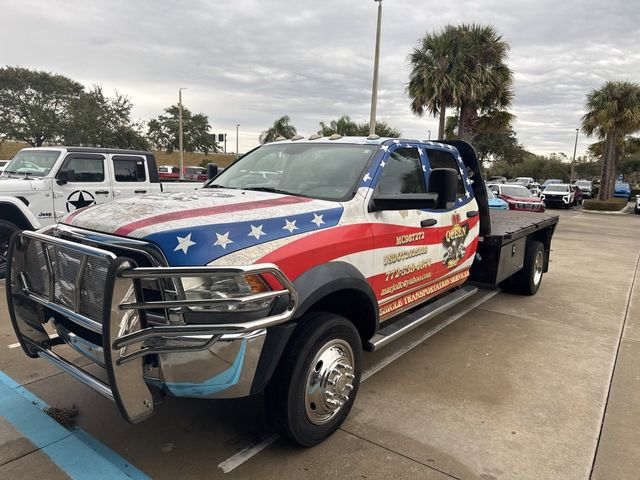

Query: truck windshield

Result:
[208,143,378,201]
[4,150,60,177]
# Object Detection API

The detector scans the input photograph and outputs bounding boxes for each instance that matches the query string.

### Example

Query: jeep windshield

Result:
[208,143,378,201]
[3,150,61,177]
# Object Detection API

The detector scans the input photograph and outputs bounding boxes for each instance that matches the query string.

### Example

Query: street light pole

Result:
[236,124,240,160]
[570,128,579,182]
[178,88,187,180]
[369,0,383,136]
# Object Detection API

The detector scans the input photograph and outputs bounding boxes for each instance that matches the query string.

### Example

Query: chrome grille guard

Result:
[6,230,298,423]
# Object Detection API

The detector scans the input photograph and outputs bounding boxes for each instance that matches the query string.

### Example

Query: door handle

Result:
[467,210,479,218]
[135,189,147,194]
[95,190,109,195]
[420,218,437,227]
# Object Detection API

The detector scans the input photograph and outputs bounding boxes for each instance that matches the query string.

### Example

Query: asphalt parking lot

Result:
[1,206,639,480]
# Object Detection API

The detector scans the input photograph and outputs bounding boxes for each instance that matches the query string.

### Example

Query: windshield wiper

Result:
[242,186,299,196]
[205,184,238,189]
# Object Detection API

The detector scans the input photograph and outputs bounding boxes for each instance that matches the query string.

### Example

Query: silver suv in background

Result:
[574,180,593,198]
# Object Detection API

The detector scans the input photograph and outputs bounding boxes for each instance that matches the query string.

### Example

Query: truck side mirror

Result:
[56,169,75,185]
[427,168,459,209]
[206,163,219,180]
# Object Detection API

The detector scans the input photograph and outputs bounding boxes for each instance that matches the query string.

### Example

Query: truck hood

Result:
[63,188,344,266]
[0,175,40,193]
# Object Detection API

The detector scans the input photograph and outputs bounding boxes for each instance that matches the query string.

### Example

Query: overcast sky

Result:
[1,0,638,156]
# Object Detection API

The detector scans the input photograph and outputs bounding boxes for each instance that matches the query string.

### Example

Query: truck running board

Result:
[367,285,478,351]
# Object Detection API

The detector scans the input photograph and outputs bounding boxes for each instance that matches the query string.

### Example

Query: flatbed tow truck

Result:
[5,137,558,446]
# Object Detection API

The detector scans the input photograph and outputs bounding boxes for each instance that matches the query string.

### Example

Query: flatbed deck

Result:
[482,209,559,247]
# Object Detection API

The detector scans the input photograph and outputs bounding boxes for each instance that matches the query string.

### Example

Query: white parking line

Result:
[8,334,57,349]
[217,434,280,473]
[216,288,499,473]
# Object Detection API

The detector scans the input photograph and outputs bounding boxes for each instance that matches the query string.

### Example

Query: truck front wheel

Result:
[0,219,20,279]
[500,240,545,296]
[266,312,362,447]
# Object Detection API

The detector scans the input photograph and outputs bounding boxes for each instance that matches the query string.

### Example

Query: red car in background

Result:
[487,183,546,212]
[158,165,179,180]
[158,166,207,182]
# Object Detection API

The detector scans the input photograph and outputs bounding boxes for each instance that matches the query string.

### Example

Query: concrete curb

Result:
[582,203,632,215]
[0,371,149,480]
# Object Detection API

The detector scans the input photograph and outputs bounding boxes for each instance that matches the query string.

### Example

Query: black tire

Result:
[266,312,362,447]
[635,206,640,215]
[500,240,545,296]
[0,219,20,279]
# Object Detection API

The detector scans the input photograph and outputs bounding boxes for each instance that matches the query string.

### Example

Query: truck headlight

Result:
[182,274,273,312]
[563,195,569,202]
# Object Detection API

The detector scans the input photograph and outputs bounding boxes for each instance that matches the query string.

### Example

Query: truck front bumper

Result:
[6,230,297,423]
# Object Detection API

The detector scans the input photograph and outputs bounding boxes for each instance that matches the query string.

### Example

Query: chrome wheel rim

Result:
[533,250,544,285]
[304,339,355,425]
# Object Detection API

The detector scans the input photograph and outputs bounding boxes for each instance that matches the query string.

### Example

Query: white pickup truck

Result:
[0,147,203,277]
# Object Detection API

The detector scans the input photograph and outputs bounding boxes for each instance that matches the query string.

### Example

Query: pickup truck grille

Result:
[16,232,117,332]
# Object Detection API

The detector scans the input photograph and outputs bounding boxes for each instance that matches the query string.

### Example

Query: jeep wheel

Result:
[266,312,362,447]
[500,240,545,296]
[0,220,20,279]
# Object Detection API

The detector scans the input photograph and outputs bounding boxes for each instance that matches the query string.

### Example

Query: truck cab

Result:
[6,137,558,446]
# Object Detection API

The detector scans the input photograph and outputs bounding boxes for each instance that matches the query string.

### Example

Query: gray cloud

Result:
[1,0,639,156]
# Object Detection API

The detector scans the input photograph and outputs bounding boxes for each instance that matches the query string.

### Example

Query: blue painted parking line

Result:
[0,371,150,480]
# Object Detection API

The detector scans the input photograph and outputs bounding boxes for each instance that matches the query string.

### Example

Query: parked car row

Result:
[158,165,209,181]
[487,183,545,212]
[486,181,594,211]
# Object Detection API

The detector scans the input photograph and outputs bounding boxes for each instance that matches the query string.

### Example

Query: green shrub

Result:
[583,198,629,211]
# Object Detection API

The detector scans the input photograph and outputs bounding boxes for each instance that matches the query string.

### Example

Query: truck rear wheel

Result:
[266,312,362,447]
[0,219,20,279]
[500,240,545,296]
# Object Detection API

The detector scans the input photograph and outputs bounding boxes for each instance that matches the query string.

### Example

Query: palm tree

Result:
[581,81,640,200]
[319,116,401,138]
[259,115,297,143]
[319,115,359,136]
[407,25,463,140]
[407,24,513,143]
[455,24,513,142]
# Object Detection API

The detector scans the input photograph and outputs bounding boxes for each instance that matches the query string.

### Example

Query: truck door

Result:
[110,155,151,200]
[422,148,479,280]
[52,153,112,220]
[365,145,442,318]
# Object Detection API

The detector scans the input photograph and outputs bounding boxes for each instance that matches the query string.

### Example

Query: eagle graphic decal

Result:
[442,212,469,269]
